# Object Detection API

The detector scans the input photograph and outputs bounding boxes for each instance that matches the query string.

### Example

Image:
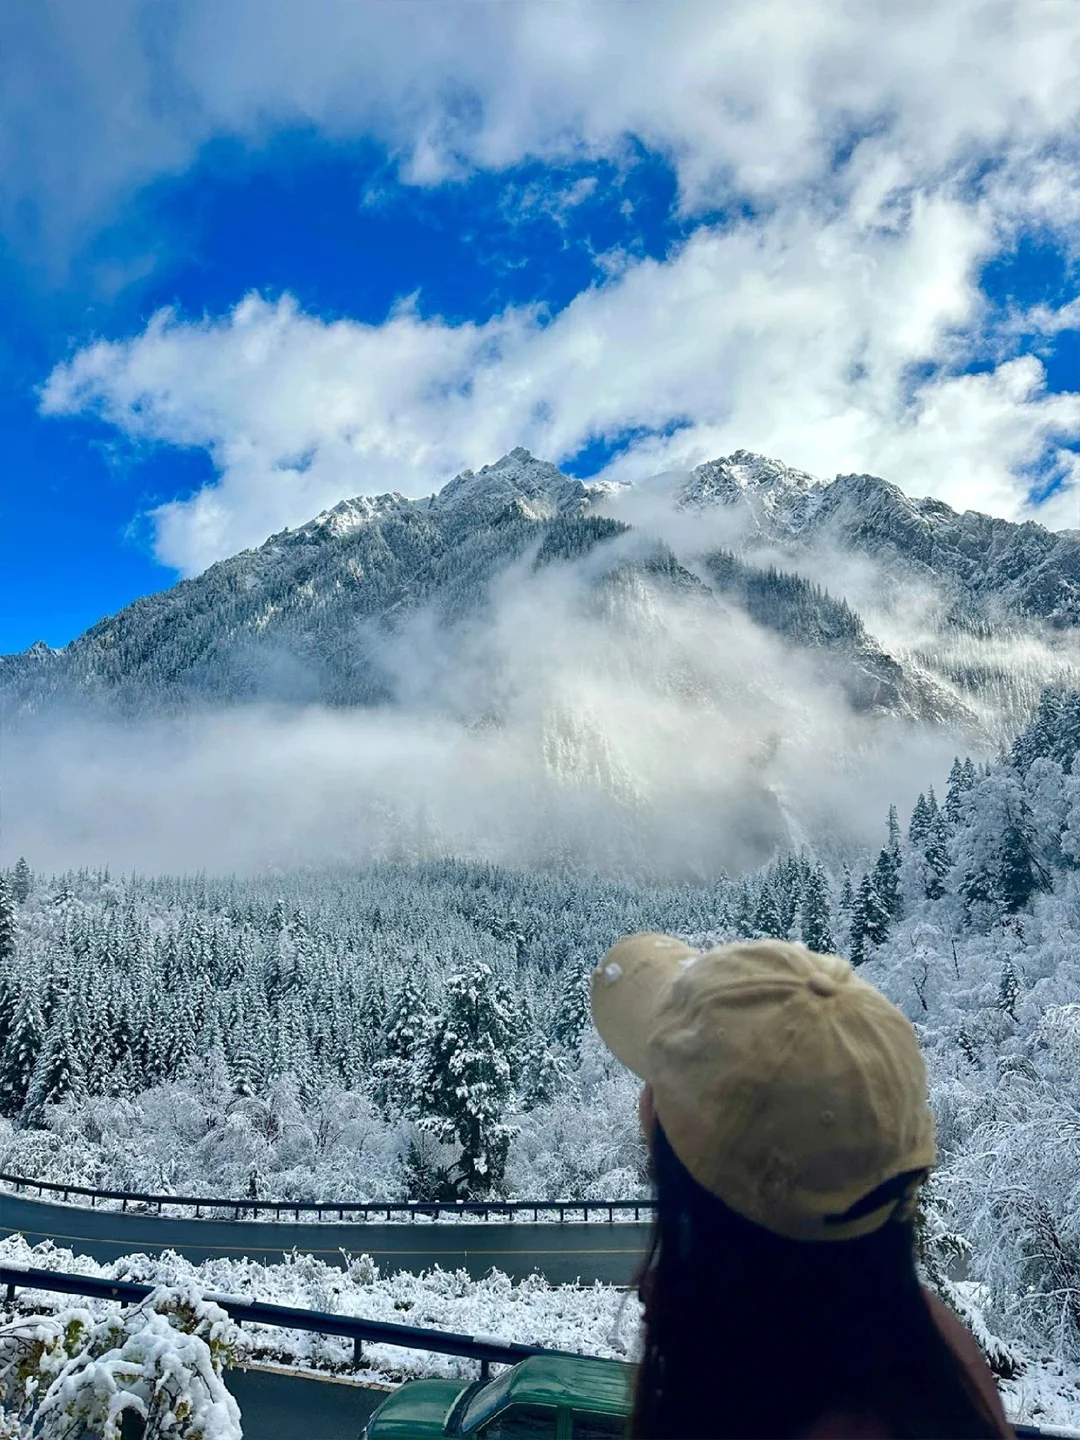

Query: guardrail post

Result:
[353,1337,363,1367]
[5,1282,15,1303]
[480,1358,491,1384]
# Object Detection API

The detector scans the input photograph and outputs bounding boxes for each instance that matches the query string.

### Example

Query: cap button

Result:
[808,972,839,997]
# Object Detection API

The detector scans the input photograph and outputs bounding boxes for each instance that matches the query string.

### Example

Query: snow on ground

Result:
[0,1233,641,1388]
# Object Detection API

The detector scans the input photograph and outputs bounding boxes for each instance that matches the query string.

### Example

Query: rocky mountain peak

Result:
[432,448,588,520]
[681,450,819,498]
[305,491,415,540]
[674,450,825,533]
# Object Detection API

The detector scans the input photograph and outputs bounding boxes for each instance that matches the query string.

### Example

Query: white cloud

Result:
[14,0,1080,559]
[43,180,1080,571]
[5,1,1080,259]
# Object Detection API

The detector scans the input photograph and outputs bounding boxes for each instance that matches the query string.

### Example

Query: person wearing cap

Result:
[591,934,1013,1440]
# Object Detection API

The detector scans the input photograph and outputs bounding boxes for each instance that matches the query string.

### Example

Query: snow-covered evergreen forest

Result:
[1,686,1079,1367]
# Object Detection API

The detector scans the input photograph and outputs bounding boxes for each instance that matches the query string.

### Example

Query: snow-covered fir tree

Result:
[10,859,32,905]
[800,865,834,952]
[415,962,518,1196]
[849,872,891,965]
[0,879,15,964]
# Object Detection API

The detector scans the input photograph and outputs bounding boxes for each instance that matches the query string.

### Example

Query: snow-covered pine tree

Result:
[998,958,1021,1022]
[908,794,932,848]
[922,789,951,899]
[945,756,978,829]
[0,990,45,1117]
[271,990,315,1100]
[39,969,69,1031]
[849,872,891,966]
[377,973,432,1113]
[753,881,784,939]
[551,962,590,1054]
[24,1007,85,1121]
[1011,687,1080,776]
[772,856,801,937]
[1011,688,1062,774]
[0,972,17,1056]
[229,1039,264,1098]
[62,981,94,1090]
[955,771,1050,925]
[734,879,756,938]
[517,1032,567,1111]
[416,962,517,1196]
[102,981,137,1093]
[352,977,388,1072]
[838,866,855,916]
[0,877,15,963]
[956,1024,980,1068]
[872,844,903,922]
[998,809,1050,914]
[11,857,32,904]
[887,804,901,861]
[799,865,834,953]
[906,791,949,900]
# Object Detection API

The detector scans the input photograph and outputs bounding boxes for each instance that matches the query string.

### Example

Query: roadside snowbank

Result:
[0,1233,641,1386]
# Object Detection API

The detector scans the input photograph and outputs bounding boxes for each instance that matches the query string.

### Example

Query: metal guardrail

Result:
[1,1265,1072,1437]
[0,1172,655,1223]
[0,1264,576,1383]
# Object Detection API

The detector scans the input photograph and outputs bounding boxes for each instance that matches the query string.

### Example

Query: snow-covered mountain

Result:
[674,450,1080,627]
[4,448,1077,733]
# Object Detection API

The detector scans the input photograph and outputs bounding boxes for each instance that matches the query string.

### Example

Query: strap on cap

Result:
[823,1167,929,1227]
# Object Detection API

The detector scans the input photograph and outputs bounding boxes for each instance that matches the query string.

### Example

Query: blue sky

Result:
[2,135,689,650]
[3,1,1080,654]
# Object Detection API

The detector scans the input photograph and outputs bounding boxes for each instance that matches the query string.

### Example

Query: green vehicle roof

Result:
[366,1377,471,1439]
[460,1355,632,1432]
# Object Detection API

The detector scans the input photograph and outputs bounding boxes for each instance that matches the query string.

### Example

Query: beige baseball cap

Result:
[590,933,936,1242]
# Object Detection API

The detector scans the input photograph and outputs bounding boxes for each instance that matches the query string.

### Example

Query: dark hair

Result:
[631,1124,1000,1439]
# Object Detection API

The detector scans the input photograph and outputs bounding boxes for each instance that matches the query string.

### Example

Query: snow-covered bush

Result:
[0,1285,243,1440]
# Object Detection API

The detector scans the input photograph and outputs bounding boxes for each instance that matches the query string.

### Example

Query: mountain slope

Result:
[4,449,1076,734]
[675,450,1080,627]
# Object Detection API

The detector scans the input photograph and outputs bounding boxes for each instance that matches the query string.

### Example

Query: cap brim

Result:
[590,932,699,1079]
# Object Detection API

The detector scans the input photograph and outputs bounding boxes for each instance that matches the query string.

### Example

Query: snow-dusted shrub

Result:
[0,1286,243,1440]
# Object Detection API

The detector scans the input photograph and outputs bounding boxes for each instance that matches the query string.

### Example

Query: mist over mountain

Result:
[4,449,1078,876]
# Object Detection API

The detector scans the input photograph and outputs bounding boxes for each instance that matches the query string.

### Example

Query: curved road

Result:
[0,1192,651,1285]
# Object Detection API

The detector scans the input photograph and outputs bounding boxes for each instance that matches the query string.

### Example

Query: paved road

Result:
[0,1193,651,1285]
[227,1366,386,1440]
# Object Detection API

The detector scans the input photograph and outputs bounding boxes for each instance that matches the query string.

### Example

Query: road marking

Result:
[0,1226,644,1259]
